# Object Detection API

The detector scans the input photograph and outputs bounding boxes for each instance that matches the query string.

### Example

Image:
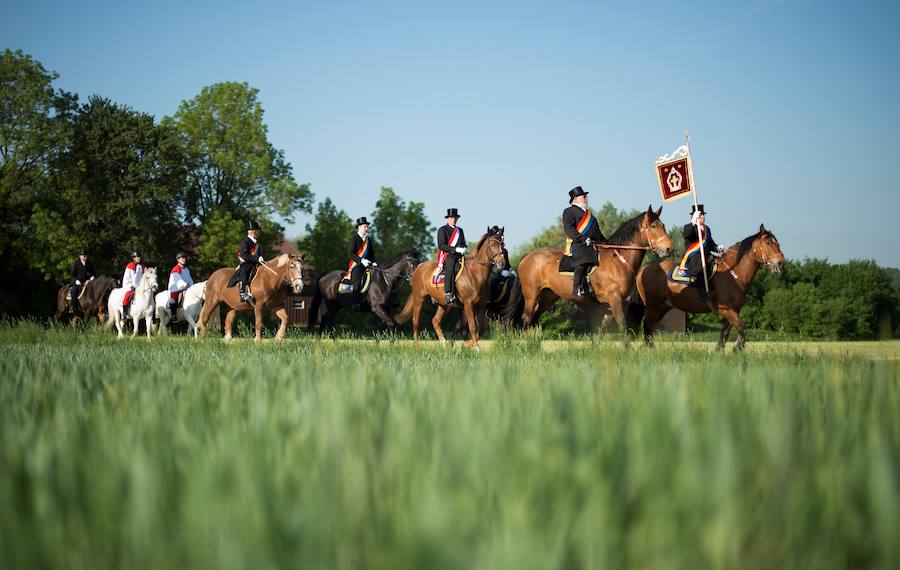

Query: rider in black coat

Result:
[560,186,606,297]
[227,220,264,302]
[69,249,96,311]
[347,217,377,311]
[436,208,467,304]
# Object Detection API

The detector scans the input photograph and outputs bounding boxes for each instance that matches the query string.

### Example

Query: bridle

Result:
[467,236,506,269]
[260,256,304,290]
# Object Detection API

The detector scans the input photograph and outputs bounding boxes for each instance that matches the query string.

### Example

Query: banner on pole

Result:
[655,145,693,203]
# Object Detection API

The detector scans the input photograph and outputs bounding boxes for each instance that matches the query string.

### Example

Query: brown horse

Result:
[197,253,304,342]
[636,224,785,351]
[517,206,673,333]
[395,230,508,348]
[54,275,117,324]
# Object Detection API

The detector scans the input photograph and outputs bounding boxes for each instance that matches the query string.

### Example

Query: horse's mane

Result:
[605,210,658,246]
[382,248,420,267]
[474,233,490,252]
[728,229,778,265]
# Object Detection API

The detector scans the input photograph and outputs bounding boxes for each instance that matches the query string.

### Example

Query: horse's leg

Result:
[462,302,480,349]
[411,297,424,343]
[608,296,629,344]
[145,311,153,339]
[198,297,218,338]
[254,303,264,342]
[274,307,288,341]
[224,308,238,342]
[643,306,660,346]
[718,308,747,352]
[431,304,447,344]
[115,311,125,340]
[370,303,396,329]
[717,320,733,350]
[521,286,539,329]
[131,309,140,338]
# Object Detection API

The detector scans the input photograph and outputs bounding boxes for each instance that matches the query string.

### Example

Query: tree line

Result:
[2,49,896,338]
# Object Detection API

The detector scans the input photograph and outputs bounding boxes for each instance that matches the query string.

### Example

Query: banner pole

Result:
[683,131,710,295]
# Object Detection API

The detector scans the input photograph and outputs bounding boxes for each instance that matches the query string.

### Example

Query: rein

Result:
[260,259,299,286]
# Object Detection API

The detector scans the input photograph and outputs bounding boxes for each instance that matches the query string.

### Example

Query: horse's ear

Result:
[647,204,653,213]
[759,223,766,234]
[655,205,663,218]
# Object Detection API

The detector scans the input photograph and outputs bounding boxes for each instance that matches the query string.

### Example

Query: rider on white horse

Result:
[108,265,158,339]
[155,281,206,337]
[122,251,144,308]
[167,252,194,311]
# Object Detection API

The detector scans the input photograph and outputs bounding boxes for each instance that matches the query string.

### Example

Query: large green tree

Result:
[29,96,188,279]
[296,198,354,274]
[369,187,434,260]
[164,82,313,226]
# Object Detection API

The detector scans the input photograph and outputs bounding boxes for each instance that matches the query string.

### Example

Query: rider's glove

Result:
[372,262,378,267]
[500,270,511,278]
[75,280,81,285]
[361,258,371,267]
[584,238,593,247]
[89,276,94,281]
[258,256,264,263]
[716,245,725,254]
[455,247,467,254]
[691,211,702,225]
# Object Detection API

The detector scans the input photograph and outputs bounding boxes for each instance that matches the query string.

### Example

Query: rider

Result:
[562,186,606,298]
[436,207,467,305]
[167,252,194,312]
[69,249,95,313]
[675,204,725,298]
[228,220,264,302]
[347,216,377,311]
[122,251,144,308]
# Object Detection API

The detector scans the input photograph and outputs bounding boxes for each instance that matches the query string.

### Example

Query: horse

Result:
[395,229,508,348]
[106,267,159,339]
[307,249,421,335]
[197,253,304,342]
[54,275,117,324]
[517,205,673,334]
[154,281,207,337]
[636,224,785,351]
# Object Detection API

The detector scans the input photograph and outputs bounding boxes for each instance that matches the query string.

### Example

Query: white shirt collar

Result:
[249,235,257,243]
[576,204,587,212]
[358,231,367,239]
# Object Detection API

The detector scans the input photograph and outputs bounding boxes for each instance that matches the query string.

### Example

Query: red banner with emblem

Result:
[655,144,695,203]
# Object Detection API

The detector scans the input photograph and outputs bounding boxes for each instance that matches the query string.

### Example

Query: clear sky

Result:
[4,0,899,266]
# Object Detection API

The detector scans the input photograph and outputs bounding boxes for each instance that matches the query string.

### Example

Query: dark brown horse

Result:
[54,275,117,324]
[636,224,785,350]
[517,206,673,333]
[197,253,304,342]
[395,230,508,348]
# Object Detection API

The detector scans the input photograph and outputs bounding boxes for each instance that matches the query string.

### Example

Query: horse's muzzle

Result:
[657,246,673,257]
[769,260,785,273]
[291,280,304,294]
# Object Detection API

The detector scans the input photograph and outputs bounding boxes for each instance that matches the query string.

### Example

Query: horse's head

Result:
[750,224,785,272]
[401,249,421,279]
[641,205,673,257]
[143,267,159,293]
[287,254,305,294]
[478,228,509,270]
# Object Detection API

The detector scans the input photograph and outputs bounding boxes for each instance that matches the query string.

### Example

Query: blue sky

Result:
[5,0,899,266]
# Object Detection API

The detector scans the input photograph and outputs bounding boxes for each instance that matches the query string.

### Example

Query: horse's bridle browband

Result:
[466,237,506,269]
[260,258,302,287]
[593,221,662,252]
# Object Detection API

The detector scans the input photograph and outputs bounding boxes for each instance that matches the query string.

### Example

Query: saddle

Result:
[66,284,89,302]
[557,263,598,278]
[338,270,371,295]
[431,257,465,286]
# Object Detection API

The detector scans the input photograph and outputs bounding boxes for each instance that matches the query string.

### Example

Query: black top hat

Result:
[246,220,261,231]
[355,216,369,227]
[78,249,88,256]
[568,186,589,203]
[690,204,706,215]
[175,251,187,260]
[131,250,141,258]
[445,208,460,218]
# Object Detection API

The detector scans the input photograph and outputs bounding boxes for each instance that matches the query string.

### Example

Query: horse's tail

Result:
[502,278,525,327]
[306,278,324,330]
[394,289,416,325]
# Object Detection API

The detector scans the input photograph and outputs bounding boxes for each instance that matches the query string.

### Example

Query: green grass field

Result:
[1,322,898,569]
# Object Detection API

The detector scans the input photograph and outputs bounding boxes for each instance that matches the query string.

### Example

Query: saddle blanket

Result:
[668,264,716,284]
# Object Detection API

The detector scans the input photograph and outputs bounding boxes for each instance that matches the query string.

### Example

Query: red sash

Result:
[436,227,460,270]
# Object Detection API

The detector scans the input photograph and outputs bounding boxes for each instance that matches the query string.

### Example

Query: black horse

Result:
[54,275,117,324]
[308,249,421,334]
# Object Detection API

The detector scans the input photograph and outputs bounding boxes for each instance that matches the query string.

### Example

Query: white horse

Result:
[154,281,206,337]
[107,267,158,339]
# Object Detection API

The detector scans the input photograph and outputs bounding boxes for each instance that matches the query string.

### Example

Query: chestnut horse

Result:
[636,224,785,351]
[395,230,508,347]
[517,206,673,333]
[197,253,304,342]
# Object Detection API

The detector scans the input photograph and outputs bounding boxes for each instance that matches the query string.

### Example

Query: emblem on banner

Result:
[655,145,693,202]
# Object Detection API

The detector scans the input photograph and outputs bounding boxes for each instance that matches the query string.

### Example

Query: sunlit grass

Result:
[1,322,898,569]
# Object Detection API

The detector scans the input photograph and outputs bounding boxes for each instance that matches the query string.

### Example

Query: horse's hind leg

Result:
[642,305,666,346]
[521,285,540,329]
[253,304,264,342]
[411,297,425,343]
[462,302,480,349]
